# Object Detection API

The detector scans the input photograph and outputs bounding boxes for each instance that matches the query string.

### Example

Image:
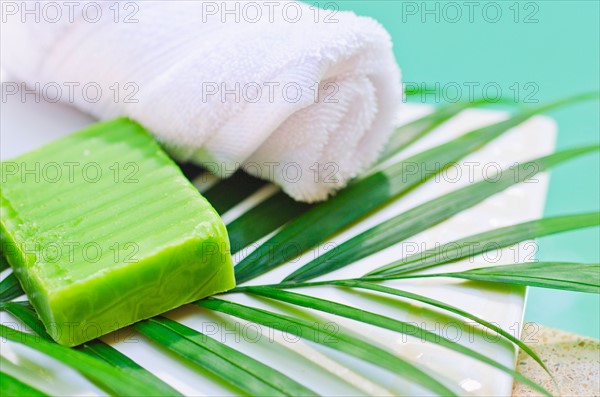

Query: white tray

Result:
[0,81,556,396]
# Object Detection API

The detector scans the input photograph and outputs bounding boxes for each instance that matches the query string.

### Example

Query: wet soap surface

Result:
[0,118,235,346]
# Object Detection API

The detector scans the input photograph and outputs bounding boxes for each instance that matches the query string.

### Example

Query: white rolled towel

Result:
[1,0,401,202]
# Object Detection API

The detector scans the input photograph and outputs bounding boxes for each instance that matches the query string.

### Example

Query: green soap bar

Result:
[0,118,235,346]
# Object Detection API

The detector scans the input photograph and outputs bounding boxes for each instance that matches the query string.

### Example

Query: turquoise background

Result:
[310,0,599,337]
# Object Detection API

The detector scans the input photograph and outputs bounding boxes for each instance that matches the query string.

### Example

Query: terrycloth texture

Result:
[1,1,401,202]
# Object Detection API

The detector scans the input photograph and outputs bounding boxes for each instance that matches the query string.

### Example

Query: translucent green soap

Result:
[0,118,235,346]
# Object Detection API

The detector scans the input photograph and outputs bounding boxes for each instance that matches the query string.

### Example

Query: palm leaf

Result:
[2,302,50,339]
[133,316,318,396]
[2,301,182,396]
[203,171,267,215]
[79,340,184,396]
[236,278,550,376]
[411,262,600,293]
[0,253,9,272]
[0,273,23,302]
[326,280,550,373]
[0,372,48,397]
[284,146,599,283]
[0,324,172,396]
[234,94,597,283]
[379,100,486,162]
[367,213,600,276]
[199,297,459,396]
[228,191,311,254]
[239,286,551,395]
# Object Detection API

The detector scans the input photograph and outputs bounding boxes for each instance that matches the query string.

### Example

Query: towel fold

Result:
[1,0,401,202]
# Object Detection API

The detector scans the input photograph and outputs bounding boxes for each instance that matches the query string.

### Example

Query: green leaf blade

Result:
[330,280,551,375]
[380,101,478,161]
[79,340,183,396]
[203,171,267,215]
[368,212,600,277]
[199,297,459,396]
[0,372,49,397]
[0,324,171,397]
[134,316,317,397]
[284,146,599,283]
[0,273,24,303]
[439,262,600,293]
[0,254,9,272]
[2,301,52,340]
[2,301,182,396]
[242,286,552,396]
[235,94,598,284]
[228,192,311,254]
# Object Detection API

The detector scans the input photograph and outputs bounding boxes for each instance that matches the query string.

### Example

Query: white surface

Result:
[0,87,556,396]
